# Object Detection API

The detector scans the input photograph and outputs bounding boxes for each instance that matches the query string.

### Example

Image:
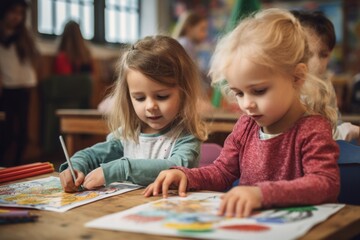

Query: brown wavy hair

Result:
[108,35,207,142]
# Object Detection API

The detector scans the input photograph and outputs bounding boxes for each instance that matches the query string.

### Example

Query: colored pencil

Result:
[1,163,54,179]
[0,166,54,183]
[0,162,52,174]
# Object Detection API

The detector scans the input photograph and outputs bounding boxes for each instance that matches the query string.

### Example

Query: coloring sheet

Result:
[86,192,344,240]
[0,176,141,212]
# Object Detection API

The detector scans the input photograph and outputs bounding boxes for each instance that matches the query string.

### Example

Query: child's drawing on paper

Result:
[86,192,344,240]
[0,176,140,212]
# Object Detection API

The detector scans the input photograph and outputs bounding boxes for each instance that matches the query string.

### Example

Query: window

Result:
[105,0,139,43]
[37,0,140,43]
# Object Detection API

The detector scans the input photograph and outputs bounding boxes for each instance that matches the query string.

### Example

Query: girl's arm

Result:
[59,138,124,175]
[100,134,201,186]
[257,121,340,208]
[173,118,249,192]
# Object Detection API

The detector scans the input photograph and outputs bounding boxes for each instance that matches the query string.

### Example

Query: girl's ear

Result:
[293,63,307,88]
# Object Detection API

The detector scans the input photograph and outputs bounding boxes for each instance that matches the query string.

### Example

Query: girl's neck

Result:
[263,99,306,134]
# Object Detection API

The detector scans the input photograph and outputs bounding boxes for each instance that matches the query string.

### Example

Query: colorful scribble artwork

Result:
[86,192,344,240]
[0,176,140,212]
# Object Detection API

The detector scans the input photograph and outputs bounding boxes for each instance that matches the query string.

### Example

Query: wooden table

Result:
[56,109,240,155]
[1,173,360,240]
[57,109,360,156]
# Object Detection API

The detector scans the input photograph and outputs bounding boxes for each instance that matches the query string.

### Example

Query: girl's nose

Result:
[146,98,158,111]
[241,96,256,110]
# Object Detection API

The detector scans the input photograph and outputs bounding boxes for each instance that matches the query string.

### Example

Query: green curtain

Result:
[211,0,261,107]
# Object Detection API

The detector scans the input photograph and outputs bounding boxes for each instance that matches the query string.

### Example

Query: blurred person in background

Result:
[54,20,93,75]
[0,0,39,165]
[293,10,360,143]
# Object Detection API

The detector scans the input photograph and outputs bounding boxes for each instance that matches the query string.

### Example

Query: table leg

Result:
[65,135,75,157]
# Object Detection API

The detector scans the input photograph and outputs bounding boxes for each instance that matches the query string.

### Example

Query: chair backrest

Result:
[337,140,360,205]
[199,143,222,167]
[40,74,92,153]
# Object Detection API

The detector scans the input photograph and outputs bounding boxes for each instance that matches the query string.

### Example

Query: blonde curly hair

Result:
[209,8,337,128]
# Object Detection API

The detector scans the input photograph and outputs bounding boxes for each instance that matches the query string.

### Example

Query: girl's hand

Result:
[59,169,85,193]
[143,169,187,198]
[219,186,262,218]
[83,167,105,189]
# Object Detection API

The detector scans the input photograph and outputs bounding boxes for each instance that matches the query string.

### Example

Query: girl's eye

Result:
[235,92,244,97]
[134,97,145,102]
[157,95,169,100]
[253,88,267,95]
[319,53,329,59]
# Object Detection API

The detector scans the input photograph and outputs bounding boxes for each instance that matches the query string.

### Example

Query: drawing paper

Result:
[86,192,344,240]
[0,176,141,212]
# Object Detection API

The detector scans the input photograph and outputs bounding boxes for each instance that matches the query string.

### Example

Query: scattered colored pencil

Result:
[0,162,54,183]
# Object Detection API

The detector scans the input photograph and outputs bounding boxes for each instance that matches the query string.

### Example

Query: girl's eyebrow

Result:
[230,82,268,92]
[130,88,172,95]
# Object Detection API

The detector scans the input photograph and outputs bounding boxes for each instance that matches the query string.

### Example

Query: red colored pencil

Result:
[0,166,54,183]
[1,163,54,179]
[0,162,50,174]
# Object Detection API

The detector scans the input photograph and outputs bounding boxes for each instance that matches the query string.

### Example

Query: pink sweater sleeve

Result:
[257,120,340,208]
[174,117,250,191]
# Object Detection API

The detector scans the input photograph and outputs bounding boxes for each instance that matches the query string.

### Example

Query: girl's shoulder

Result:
[295,114,333,133]
[232,115,259,137]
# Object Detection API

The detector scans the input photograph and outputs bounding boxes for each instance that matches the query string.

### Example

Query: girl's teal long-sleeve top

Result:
[59,129,201,186]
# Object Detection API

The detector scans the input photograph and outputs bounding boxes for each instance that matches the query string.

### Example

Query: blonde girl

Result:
[60,36,207,192]
[144,9,340,218]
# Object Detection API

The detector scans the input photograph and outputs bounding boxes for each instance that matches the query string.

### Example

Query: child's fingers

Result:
[178,177,187,197]
[225,196,238,217]
[143,184,154,197]
[162,177,173,198]
[235,199,246,218]
[60,170,77,192]
[75,171,85,187]
[152,174,166,196]
[243,201,253,218]
[218,194,228,215]
[83,179,95,189]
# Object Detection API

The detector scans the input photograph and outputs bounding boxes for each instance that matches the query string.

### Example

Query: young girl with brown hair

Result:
[60,35,207,192]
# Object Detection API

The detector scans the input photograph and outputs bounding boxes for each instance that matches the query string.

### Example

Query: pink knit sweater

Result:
[176,115,340,208]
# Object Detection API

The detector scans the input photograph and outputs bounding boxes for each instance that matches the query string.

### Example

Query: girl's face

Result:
[3,5,25,29]
[127,69,181,134]
[305,28,331,78]
[188,20,208,43]
[227,56,305,134]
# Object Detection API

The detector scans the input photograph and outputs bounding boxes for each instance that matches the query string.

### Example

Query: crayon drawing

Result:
[86,192,344,240]
[0,176,140,212]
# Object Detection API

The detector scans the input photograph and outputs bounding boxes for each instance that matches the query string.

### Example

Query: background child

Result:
[144,9,340,218]
[60,35,207,192]
[172,11,208,63]
[292,10,360,143]
[54,20,93,75]
[0,0,39,166]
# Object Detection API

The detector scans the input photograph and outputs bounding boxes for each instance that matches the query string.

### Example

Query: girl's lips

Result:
[147,116,162,120]
[250,115,263,120]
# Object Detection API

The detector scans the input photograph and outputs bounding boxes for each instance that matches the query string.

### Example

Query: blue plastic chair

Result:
[337,140,360,205]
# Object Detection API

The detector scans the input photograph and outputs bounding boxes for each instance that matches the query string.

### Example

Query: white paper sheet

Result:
[0,176,141,212]
[86,192,344,240]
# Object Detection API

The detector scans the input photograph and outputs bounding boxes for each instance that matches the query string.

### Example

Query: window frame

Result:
[33,0,141,45]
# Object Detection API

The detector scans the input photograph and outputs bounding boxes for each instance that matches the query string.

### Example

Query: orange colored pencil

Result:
[0,166,54,183]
